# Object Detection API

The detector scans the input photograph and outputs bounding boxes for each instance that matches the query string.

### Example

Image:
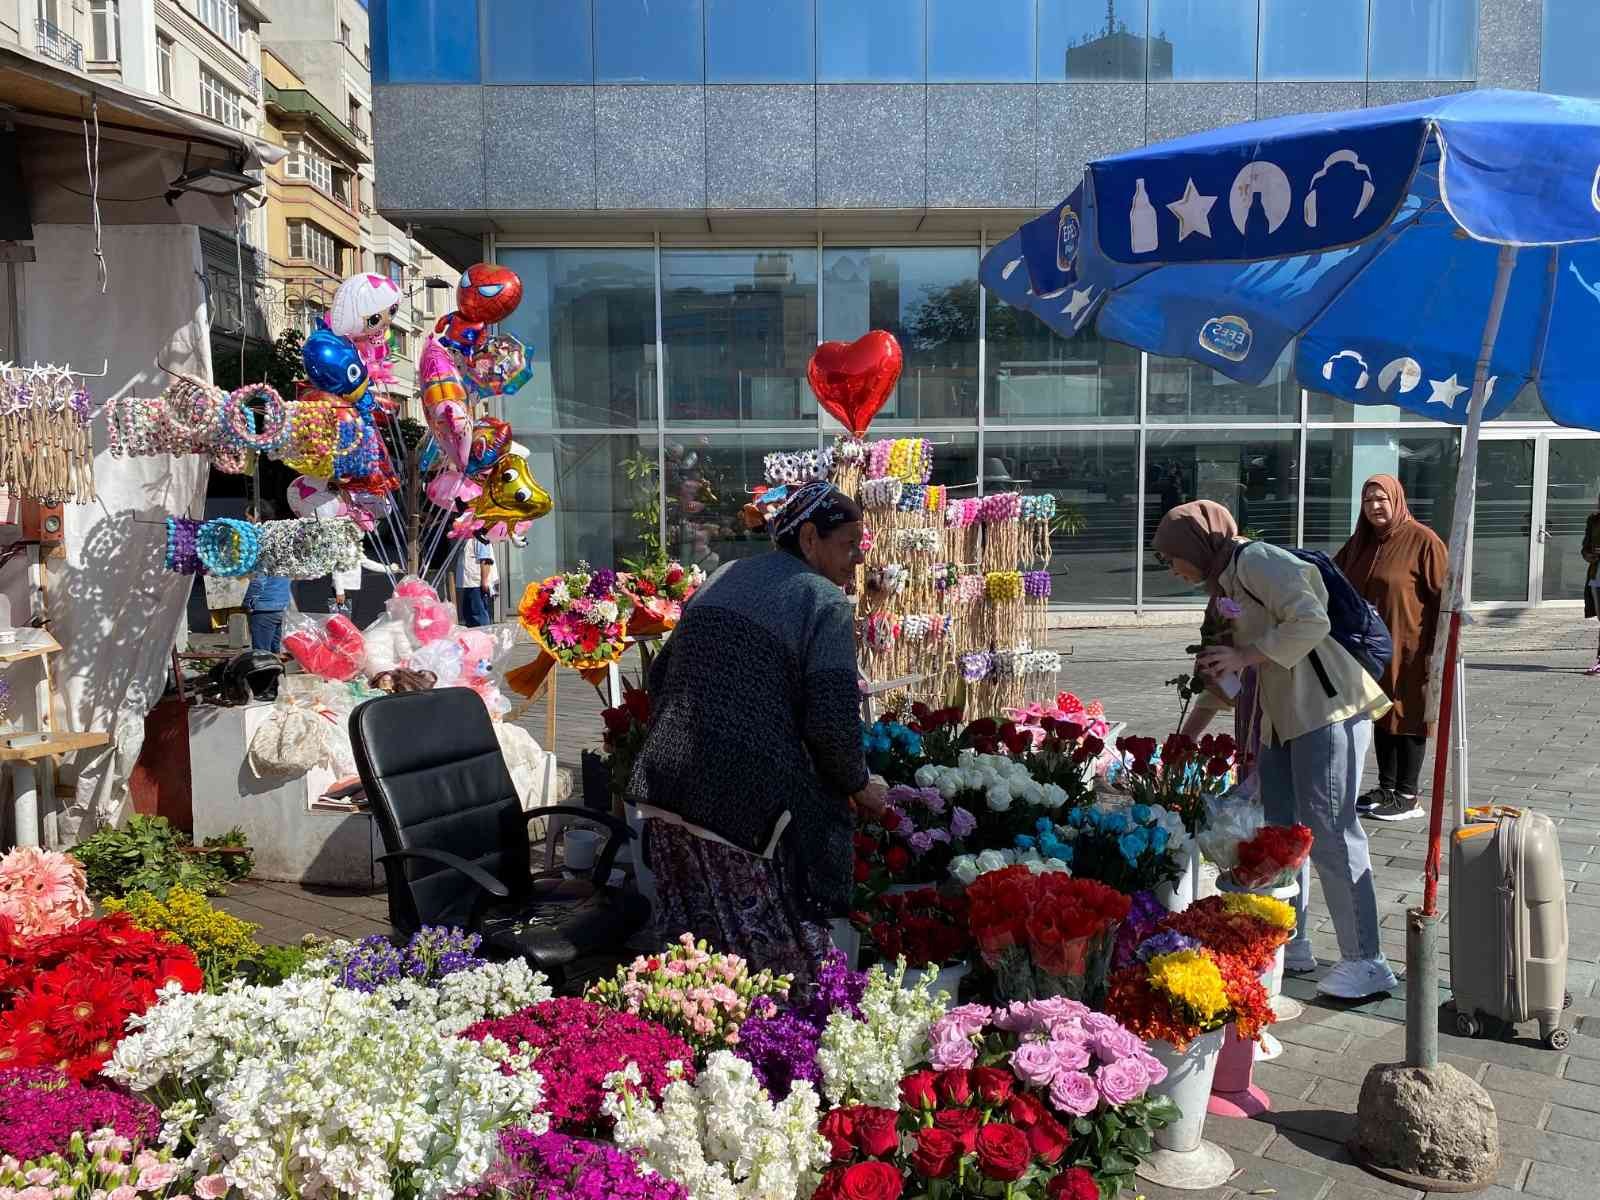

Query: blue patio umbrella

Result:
[983,86,1600,1105]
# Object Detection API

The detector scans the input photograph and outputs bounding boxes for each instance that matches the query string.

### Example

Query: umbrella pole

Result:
[1412,242,1518,1069]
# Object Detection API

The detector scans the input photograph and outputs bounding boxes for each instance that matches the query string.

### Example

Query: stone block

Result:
[817,85,924,208]
[705,86,815,209]
[926,85,1035,208]
[1355,1063,1501,1188]
[594,86,705,209]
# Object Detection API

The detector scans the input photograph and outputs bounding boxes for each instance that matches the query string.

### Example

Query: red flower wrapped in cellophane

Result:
[1231,823,1315,889]
[965,867,1131,1005]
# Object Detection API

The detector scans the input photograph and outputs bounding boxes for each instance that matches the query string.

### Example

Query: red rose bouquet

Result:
[1157,895,1293,975]
[1110,733,1236,836]
[598,681,653,811]
[862,887,972,970]
[1231,824,1315,889]
[0,913,203,1079]
[1104,945,1273,1052]
[965,868,1131,1005]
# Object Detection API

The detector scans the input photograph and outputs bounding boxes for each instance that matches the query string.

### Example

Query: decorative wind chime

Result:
[771,331,1065,718]
[0,363,98,503]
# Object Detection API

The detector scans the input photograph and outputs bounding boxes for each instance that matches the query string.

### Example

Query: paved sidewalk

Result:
[212,607,1600,1200]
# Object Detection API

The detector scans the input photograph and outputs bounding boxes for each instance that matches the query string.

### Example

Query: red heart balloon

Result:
[807,331,904,438]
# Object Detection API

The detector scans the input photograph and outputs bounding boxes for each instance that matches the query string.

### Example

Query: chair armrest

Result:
[376,848,511,900]
[521,805,634,840]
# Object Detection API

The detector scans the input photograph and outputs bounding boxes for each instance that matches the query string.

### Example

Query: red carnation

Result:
[910,1127,961,1179]
[974,1122,1031,1182]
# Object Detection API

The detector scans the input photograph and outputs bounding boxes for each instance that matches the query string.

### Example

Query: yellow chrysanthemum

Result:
[1147,949,1231,1023]
[1223,892,1297,932]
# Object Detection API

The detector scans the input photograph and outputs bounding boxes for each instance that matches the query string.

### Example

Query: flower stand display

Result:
[1218,874,1305,1056]
[1136,1028,1236,1189]
[1208,1023,1272,1118]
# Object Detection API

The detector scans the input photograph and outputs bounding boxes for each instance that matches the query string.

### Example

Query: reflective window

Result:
[1147,345,1298,423]
[820,248,980,424]
[1541,439,1600,603]
[1368,0,1477,81]
[1143,428,1301,604]
[1147,0,1256,82]
[497,249,659,430]
[1471,438,1534,602]
[484,0,593,83]
[1259,0,1367,81]
[594,0,703,83]
[1543,0,1600,97]
[707,0,815,83]
[370,0,479,84]
[661,249,819,425]
[928,0,1034,83]
[1302,428,1459,557]
[986,431,1140,606]
[818,0,925,82]
[663,434,820,575]
[1040,0,1150,82]
[984,294,1138,423]
[506,434,657,592]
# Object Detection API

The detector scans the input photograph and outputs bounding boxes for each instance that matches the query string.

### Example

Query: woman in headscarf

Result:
[1581,491,1600,675]
[1335,475,1447,822]
[628,481,883,983]
[1154,501,1397,1001]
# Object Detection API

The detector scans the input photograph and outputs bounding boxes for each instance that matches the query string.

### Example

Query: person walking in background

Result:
[332,553,400,616]
[1155,500,1397,1000]
[456,537,498,628]
[1336,475,1447,821]
[1582,490,1600,675]
[241,502,291,654]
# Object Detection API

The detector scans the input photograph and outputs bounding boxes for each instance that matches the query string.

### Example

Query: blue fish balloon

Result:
[302,327,370,399]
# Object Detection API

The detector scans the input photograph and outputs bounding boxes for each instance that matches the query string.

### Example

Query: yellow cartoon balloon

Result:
[453,450,553,543]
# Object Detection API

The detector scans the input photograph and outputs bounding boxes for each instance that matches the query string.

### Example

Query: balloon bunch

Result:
[419,264,552,545]
[282,575,516,715]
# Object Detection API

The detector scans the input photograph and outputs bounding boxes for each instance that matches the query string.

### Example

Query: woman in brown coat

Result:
[1580,492,1600,674]
[1335,475,1447,822]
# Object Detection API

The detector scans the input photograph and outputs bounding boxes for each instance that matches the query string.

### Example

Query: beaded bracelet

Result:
[1024,570,1053,599]
[164,517,202,574]
[161,381,227,453]
[254,517,362,579]
[333,423,383,481]
[195,518,261,577]
[223,384,290,453]
[284,400,341,477]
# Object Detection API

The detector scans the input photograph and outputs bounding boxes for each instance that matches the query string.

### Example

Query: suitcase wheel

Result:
[1565,992,1574,1012]
[1546,1027,1571,1051]
[1455,1011,1482,1039]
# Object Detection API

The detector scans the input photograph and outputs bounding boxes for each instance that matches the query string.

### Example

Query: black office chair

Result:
[349,687,652,993]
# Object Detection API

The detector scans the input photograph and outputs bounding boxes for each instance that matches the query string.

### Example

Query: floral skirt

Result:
[644,819,832,986]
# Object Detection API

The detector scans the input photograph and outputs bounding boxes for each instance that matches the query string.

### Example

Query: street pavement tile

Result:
[1219,1153,1338,1200]
[1275,1021,1358,1054]
[1523,1160,1583,1199]
[1259,1129,1421,1200]
[1322,1183,1423,1200]
[1483,1063,1600,1112]
[1201,1112,1277,1157]
[1251,1060,1322,1101]
[1541,1103,1596,1138]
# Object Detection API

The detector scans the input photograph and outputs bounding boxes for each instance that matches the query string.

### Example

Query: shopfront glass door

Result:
[1471,437,1536,604]
[1539,437,1600,604]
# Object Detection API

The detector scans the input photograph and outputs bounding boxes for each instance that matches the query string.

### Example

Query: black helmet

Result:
[202,651,283,706]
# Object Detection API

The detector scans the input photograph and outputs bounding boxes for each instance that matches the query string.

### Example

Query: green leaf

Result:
[1100,1151,1138,1174]
[1123,1128,1154,1155]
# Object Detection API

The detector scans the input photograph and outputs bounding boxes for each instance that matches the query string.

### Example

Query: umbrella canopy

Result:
[981,89,1600,429]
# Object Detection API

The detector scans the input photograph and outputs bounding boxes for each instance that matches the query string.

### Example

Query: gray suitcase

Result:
[1449,805,1571,1049]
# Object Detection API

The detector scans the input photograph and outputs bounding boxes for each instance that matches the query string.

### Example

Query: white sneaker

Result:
[1317,956,1398,1000]
[1284,940,1317,974]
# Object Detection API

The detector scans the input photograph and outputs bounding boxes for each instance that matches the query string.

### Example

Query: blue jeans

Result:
[247,610,284,654]
[1258,714,1382,962]
[458,587,492,628]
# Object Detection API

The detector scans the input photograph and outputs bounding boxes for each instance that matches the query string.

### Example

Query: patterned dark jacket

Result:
[629,550,867,917]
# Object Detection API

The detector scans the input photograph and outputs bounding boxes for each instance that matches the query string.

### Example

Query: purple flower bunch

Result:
[333,926,487,993]
[456,1129,688,1200]
[587,568,618,597]
[0,1068,159,1162]
[734,950,866,1098]
[1112,889,1168,970]
[926,998,1168,1120]
[883,785,977,859]
[1135,930,1200,963]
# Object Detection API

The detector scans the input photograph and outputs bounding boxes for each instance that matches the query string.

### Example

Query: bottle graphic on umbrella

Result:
[1130,178,1158,253]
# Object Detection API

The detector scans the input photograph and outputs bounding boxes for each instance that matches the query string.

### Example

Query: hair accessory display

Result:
[0,363,96,502]
[960,651,994,682]
[762,448,835,487]
[253,517,363,579]
[946,497,982,528]
[195,518,261,577]
[1021,493,1057,522]
[985,570,1024,602]
[955,574,985,605]
[864,611,896,653]
[895,527,940,554]
[164,517,202,575]
[980,492,1022,523]
[883,438,932,484]
[859,477,903,510]
[1023,570,1053,599]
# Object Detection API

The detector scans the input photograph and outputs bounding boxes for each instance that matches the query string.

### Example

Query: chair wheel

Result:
[1547,1027,1571,1051]
[1455,1011,1481,1038]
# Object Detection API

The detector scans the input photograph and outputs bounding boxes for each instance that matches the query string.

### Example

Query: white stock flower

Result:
[975,849,1013,874]
[817,961,949,1110]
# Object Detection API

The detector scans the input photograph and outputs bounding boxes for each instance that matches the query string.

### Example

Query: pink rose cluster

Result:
[927,998,1166,1121]
[0,848,92,940]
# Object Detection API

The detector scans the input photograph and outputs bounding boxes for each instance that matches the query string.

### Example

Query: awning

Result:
[0,44,284,170]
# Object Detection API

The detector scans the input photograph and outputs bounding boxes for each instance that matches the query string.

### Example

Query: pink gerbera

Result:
[0,849,91,939]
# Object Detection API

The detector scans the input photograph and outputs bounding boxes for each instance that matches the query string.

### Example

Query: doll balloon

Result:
[330,273,402,386]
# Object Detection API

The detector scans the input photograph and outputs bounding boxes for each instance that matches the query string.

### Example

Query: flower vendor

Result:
[1153,500,1396,1001]
[628,481,886,983]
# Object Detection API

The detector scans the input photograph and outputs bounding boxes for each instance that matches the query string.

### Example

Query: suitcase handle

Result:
[1465,804,1524,823]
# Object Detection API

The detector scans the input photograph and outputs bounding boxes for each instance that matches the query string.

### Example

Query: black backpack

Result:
[1237,543,1393,698]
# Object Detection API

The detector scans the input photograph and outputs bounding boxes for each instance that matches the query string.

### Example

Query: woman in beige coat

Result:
[1155,501,1397,1002]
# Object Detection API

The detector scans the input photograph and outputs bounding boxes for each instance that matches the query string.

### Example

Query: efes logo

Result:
[1199,315,1252,363]
[1056,206,1081,273]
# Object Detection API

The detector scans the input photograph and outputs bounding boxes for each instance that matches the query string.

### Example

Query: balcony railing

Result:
[35,19,84,71]
[350,125,369,147]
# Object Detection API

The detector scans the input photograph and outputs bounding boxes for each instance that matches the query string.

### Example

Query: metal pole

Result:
[1410,242,1518,1072]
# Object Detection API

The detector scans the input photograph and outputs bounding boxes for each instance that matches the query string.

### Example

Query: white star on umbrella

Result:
[1166,178,1217,242]
[1426,374,1468,408]
[1063,287,1097,321]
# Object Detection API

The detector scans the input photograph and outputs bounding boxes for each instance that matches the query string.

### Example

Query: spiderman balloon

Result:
[435,263,523,354]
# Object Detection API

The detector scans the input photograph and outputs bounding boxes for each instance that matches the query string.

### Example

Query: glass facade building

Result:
[372,0,1593,612]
